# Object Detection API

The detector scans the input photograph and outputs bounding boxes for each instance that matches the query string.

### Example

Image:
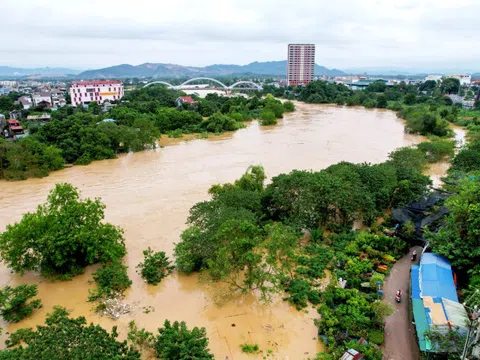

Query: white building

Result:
[16,96,33,110]
[70,80,124,106]
[425,75,443,82]
[0,80,17,86]
[447,74,472,86]
[32,92,52,107]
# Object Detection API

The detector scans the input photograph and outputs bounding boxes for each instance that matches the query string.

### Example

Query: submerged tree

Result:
[0,284,42,323]
[154,320,214,360]
[0,183,126,279]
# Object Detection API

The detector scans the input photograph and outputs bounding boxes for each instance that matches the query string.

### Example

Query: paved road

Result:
[382,247,421,360]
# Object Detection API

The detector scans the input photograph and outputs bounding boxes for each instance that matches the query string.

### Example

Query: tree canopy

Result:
[0,307,141,359]
[0,183,126,279]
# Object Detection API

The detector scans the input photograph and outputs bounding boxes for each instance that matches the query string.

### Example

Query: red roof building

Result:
[176,96,199,108]
[7,119,20,126]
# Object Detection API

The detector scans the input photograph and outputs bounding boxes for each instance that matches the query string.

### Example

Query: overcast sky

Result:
[1,0,479,71]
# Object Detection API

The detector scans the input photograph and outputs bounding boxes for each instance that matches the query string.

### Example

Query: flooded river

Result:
[0,103,430,359]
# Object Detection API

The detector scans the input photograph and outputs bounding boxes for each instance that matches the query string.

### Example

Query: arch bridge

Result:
[143,77,262,91]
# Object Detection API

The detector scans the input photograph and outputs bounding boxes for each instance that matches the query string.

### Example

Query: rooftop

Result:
[178,96,197,104]
[72,80,123,86]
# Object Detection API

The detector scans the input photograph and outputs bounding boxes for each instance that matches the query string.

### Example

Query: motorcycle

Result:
[395,290,402,303]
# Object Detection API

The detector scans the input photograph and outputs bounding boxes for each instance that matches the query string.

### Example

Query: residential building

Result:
[425,75,443,82]
[411,253,469,354]
[69,80,124,106]
[32,92,52,107]
[0,80,17,86]
[176,96,198,107]
[16,96,32,110]
[9,110,22,119]
[7,119,25,139]
[340,349,364,360]
[0,88,10,96]
[27,113,51,122]
[287,44,315,86]
[51,91,66,107]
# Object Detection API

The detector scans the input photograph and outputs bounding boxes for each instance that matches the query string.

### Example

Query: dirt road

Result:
[382,247,421,360]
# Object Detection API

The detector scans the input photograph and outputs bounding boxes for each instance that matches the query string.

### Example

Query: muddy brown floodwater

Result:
[0,103,428,359]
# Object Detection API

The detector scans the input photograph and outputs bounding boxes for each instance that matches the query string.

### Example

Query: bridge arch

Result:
[230,81,262,90]
[180,77,228,89]
[143,81,174,88]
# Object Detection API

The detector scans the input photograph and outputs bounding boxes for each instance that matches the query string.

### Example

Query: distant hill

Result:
[0,66,81,77]
[77,61,345,79]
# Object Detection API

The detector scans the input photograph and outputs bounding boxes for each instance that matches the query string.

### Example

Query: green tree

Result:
[0,307,140,359]
[0,183,126,279]
[419,80,438,92]
[154,320,213,360]
[428,176,480,270]
[136,248,174,285]
[260,110,277,125]
[376,95,388,108]
[403,93,416,105]
[441,78,461,94]
[0,285,42,323]
[283,101,295,112]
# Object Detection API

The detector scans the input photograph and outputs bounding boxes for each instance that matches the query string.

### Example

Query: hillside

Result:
[76,61,345,79]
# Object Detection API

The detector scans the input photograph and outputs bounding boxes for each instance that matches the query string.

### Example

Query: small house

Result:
[411,253,469,353]
[176,96,198,108]
[340,349,364,360]
[27,113,51,122]
[7,119,25,138]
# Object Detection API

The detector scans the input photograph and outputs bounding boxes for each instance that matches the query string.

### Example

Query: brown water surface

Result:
[0,103,425,359]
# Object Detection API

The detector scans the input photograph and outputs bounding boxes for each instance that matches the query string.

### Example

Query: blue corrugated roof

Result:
[420,253,458,302]
[411,265,421,299]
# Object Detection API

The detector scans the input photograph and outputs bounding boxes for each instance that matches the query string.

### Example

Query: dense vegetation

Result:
[0,284,42,323]
[0,183,126,279]
[0,307,141,359]
[0,137,64,180]
[173,143,436,358]
[1,87,293,180]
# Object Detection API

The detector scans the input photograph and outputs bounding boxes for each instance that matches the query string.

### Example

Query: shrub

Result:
[136,248,174,285]
[89,261,132,301]
[283,101,295,112]
[241,343,260,354]
[260,110,277,126]
[167,129,183,138]
[0,285,42,323]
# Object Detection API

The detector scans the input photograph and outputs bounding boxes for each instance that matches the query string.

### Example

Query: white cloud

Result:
[0,0,479,71]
